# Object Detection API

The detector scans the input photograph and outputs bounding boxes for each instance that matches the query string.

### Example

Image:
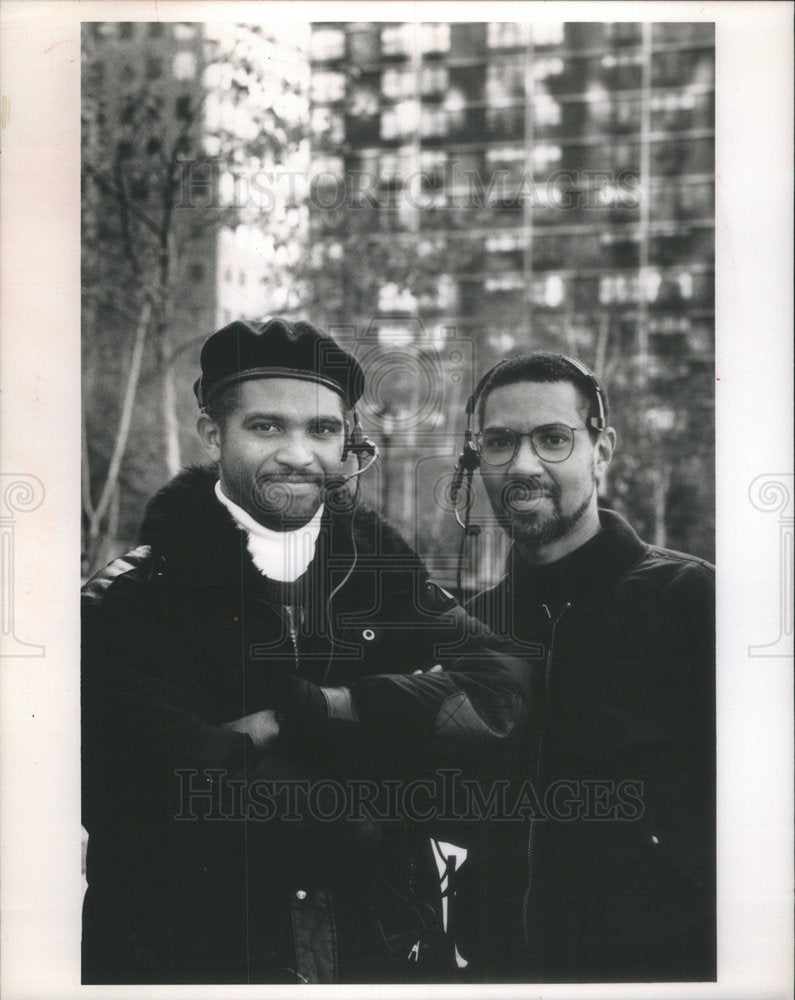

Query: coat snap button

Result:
[649,834,660,845]
[362,629,375,641]
[295,889,307,900]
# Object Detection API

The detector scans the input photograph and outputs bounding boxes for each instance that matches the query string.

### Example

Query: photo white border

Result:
[1,2,792,998]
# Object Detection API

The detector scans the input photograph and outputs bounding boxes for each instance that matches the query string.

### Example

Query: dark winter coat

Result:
[81,467,529,984]
[454,509,716,982]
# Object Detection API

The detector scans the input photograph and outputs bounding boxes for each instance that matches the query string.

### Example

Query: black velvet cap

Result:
[194,318,365,410]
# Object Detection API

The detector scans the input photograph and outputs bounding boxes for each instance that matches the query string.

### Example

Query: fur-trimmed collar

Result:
[137,465,423,590]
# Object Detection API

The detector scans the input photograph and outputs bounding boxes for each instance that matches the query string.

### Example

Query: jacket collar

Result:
[136,465,419,596]
[506,508,649,602]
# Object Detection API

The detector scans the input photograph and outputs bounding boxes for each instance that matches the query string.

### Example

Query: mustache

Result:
[501,477,559,501]
[502,476,560,500]
[255,473,323,485]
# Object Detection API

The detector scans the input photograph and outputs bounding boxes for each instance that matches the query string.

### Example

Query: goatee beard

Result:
[508,492,592,546]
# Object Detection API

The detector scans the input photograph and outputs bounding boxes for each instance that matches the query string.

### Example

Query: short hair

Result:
[202,382,242,427]
[476,352,609,438]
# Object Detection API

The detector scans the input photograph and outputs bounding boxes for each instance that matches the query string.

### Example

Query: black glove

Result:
[275,674,329,732]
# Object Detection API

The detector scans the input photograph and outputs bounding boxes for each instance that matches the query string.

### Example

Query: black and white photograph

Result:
[0,2,792,998]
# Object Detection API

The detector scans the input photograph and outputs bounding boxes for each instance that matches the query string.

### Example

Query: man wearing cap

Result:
[81,318,530,984]
[448,353,715,982]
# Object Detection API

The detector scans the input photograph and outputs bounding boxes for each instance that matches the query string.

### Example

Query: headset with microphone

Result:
[450,354,608,598]
[322,406,380,680]
[340,409,379,479]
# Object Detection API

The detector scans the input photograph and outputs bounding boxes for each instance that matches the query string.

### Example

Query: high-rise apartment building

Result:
[309,20,713,366]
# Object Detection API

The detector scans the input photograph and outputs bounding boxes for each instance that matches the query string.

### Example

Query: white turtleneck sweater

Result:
[214,480,323,582]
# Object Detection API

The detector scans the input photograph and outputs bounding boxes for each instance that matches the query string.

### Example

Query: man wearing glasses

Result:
[450,353,716,983]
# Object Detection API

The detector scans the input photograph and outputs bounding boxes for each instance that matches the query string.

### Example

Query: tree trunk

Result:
[652,464,670,548]
[162,359,182,478]
[83,298,150,577]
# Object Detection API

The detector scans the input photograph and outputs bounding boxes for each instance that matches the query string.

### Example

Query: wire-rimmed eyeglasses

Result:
[475,423,588,466]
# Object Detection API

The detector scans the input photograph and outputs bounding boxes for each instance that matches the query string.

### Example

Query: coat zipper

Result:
[284,604,300,673]
[522,601,570,952]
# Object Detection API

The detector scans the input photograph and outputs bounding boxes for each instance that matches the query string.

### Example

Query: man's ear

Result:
[594,426,616,480]
[197,413,222,462]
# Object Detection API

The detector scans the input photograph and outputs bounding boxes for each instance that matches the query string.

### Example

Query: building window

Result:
[382,67,414,100]
[189,262,205,283]
[449,151,483,194]
[611,95,642,133]
[677,180,714,218]
[381,100,419,140]
[419,23,450,54]
[420,150,446,186]
[378,283,417,313]
[603,22,642,46]
[420,106,447,138]
[419,273,457,310]
[534,93,561,127]
[601,51,643,88]
[421,64,447,95]
[534,22,565,46]
[348,84,379,117]
[311,107,345,144]
[485,274,524,293]
[148,23,164,38]
[173,51,197,81]
[146,56,164,81]
[312,72,346,103]
[487,22,532,49]
[450,22,486,57]
[119,64,136,84]
[381,24,414,57]
[378,149,413,185]
[176,95,193,121]
[348,26,380,63]
[486,58,525,106]
[533,57,564,82]
[531,143,562,172]
[535,273,565,307]
[311,156,345,183]
[174,24,198,41]
[118,22,135,41]
[486,106,525,141]
[486,232,523,252]
[311,28,346,61]
[652,22,714,46]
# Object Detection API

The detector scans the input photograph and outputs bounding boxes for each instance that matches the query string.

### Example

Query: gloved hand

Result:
[221,709,280,749]
[275,674,329,731]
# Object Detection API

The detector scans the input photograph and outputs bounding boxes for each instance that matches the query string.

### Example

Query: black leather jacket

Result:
[82,467,529,984]
[455,510,716,982]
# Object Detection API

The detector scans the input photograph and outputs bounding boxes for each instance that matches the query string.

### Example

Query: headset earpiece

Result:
[342,409,377,464]
[348,430,378,459]
[558,355,607,431]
